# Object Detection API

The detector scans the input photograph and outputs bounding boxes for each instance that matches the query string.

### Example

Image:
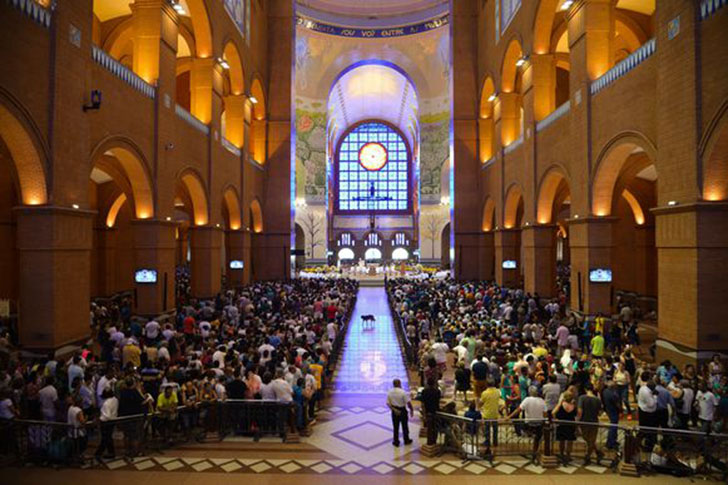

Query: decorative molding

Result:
[590,38,656,96]
[700,0,727,19]
[175,104,209,135]
[536,100,570,132]
[296,13,449,38]
[222,138,241,157]
[92,45,156,99]
[6,0,51,28]
[503,136,523,154]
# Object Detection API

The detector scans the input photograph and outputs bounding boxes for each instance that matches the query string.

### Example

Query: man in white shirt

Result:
[506,386,547,462]
[696,383,720,432]
[145,320,160,341]
[637,372,658,448]
[430,339,449,371]
[38,378,58,421]
[95,389,118,459]
[271,371,293,403]
[327,321,337,341]
[386,379,413,446]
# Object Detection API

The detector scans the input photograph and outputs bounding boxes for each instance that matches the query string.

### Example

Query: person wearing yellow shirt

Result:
[590,332,605,358]
[156,385,178,445]
[122,340,141,368]
[594,313,607,335]
[479,379,502,449]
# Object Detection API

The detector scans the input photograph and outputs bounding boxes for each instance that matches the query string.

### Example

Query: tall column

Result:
[132,219,176,316]
[499,92,522,146]
[130,0,164,84]
[190,226,223,298]
[531,54,557,122]
[495,229,521,288]
[478,117,495,162]
[224,94,246,148]
[15,206,93,349]
[568,217,614,314]
[250,118,267,163]
[523,224,557,297]
[94,226,118,297]
[225,230,248,287]
[655,203,728,364]
[569,0,616,82]
[479,231,496,281]
[190,57,215,124]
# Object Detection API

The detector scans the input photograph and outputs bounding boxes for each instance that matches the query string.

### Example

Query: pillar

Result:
[495,229,521,288]
[226,230,248,287]
[568,0,615,82]
[251,118,267,163]
[94,226,117,297]
[15,206,93,349]
[479,231,496,281]
[633,224,656,297]
[132,219,176,316]
[130,0,164,84]
[190,226,223,298]
[568,216,614,314]
[499,92,522,146]
[531,53,557,122]
[523,224,557,298]
[478,117,495,162]
[190,57,214,124]
[224,94,246,148]
[655,203,728,364]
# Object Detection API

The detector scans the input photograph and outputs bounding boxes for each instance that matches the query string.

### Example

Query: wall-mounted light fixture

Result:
[170,0,186,15]
[82,90,102,112]
[667,200,678,206]
[560,0,574,11]
[249,95,259,104]
[217,58,230,70]
[515,55,530,67]
[72,204,80,209]
[487,92,497,102]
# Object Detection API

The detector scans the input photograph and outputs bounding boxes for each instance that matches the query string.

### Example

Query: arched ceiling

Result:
[328,63,418,148]
[298,0,446,19]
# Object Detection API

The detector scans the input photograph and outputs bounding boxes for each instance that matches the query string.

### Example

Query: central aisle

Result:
[331,286,410,396]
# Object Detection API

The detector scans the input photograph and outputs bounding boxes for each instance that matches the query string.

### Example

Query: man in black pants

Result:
[420,378,441,445]
[387,379,413,446]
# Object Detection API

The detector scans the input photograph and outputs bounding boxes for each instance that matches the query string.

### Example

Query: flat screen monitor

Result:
[589,268,612,283]
[229,260,244,269]
[502,260,517,269]
[135,269,157,284]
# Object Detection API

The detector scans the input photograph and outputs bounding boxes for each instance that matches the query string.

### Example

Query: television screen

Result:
[135,269,157,284]
[589,268,612,283]
[229,260,244,269]
[502,260,517,269]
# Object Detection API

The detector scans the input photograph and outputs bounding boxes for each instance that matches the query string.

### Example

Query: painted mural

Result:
[295,97,328,200]
[223,0,250,40]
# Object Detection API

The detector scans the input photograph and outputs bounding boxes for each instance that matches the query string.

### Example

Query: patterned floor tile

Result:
[279,462,302,473]
[524,464,545,474]
[162,460,185,471]
[218,461,241,473]
[493,463,517,474]
[558,465,579,474]
[434,463,457,474]
[181,457,205,465]
[373,463,395,474]
[402,463,425,474]
[238,458,261,466]
[134,460,155,471]
[265,459,289,466]
[310,462,333,474]
[249,462,272,473]
[191,461,213,472]
[210,458,233,466]
[106,459,127,470]
[584,464,608,474]
[464,463,488,474]
[340,462,363,474]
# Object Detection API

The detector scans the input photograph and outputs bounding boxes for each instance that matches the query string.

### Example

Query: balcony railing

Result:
[503,136,523,155]
[7,0,51,28]
[481,156,496,169]
[536,100,570,132]
[701,0,727,19]
[175,104,210,135]
[590,38,656,96]
[222,137,241,156]
[92,45,155,99]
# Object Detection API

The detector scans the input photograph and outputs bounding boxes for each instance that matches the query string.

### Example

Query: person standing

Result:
[387,379,413,446]
[696,382,720,433]
[577,383,603,465]
[637,372,658,450]
[479,379,501,450]
[506,386,547,463]
[602,380,621,450]
[420,378,441,446]
[95,388,118,460]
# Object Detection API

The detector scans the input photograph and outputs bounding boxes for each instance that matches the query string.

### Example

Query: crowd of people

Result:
[388,277,728,468]
[0,276,358,461]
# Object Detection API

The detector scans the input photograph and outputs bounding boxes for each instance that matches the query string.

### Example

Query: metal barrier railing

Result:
[433,411,728,479]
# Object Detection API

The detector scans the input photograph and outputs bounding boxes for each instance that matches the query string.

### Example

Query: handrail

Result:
[701,0,727,19]
[481,156,496,169]
[503,136,523,155]
[92,45,156,99]
[175,104,210,135]
[7,0,52,28]
[590,38,656,95]
[536,100,570,132]
[222,137,241,156]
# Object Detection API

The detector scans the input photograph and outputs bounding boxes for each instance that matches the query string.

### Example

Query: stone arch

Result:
[481,197,496,232]
[621,189,645,225]
[479,76,496,118]
[177,168,209,226]
[90,137,155,219]
[591,131,657,216]
[500,37,524,93]
[185,0,213,58]
[701,101,728,201]
[0,94,48,206]
[249,198,264,233]
[533,0,560,55]
[222,185,242,230]
[222,41,245,95]
[479,76,496,163]
[105,193,128,228]
[250,76,266,121]
[504,183,524,229]
[536,164,571,224]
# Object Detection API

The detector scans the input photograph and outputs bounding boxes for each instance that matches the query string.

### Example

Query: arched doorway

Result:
[440,222,451,268]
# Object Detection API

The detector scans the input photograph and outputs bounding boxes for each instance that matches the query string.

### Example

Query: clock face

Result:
[358,142,388,171]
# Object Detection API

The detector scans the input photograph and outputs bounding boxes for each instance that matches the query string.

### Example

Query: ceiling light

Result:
[218,58,229,70]
[249,96,258,104]
[516,56,529,67]
[166,216,172,221]
[172,2,186,15]
[560,0,573,11]
[487,93,497,102]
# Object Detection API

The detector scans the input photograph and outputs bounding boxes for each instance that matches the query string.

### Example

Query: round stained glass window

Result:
[358,142,388,171]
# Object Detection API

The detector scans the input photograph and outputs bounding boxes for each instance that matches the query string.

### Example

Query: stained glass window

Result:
[336,122,410,213]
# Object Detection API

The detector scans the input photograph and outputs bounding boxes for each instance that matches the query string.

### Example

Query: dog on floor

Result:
[361,314,376,330]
